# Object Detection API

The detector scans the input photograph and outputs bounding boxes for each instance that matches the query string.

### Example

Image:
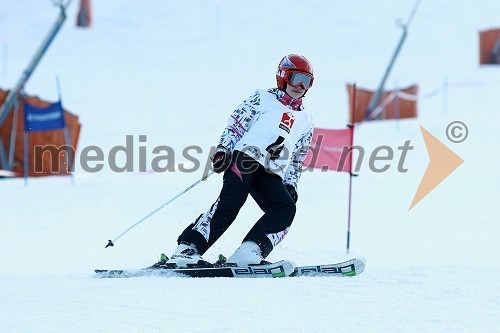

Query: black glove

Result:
[285,184,298,203]
[212,147,232,173]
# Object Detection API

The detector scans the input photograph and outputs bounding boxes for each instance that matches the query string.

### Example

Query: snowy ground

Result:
[1,1,499,332]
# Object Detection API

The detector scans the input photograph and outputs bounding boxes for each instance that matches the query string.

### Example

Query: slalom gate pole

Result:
[346,83,357,253]
[105,171,214,248]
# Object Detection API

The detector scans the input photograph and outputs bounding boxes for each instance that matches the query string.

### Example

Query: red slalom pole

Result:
[346,83,357,253]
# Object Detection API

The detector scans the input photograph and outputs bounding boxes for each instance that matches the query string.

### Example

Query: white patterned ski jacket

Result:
[217,88,313,189]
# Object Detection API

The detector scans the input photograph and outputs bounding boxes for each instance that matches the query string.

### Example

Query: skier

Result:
[155,54,314,268]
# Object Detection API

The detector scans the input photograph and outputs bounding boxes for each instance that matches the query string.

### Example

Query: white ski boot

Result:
[166,242,204,268]
[226,241,267,266]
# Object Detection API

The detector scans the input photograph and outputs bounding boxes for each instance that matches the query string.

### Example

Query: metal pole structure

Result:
[365,0,421,120]
[23,132,28,186]
[8,97,20,168]
[0,137,7,170]
[0,0,74,168]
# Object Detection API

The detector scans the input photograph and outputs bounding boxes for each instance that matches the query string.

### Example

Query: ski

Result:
[95,260,296,279]
[291,258,366,277]
[95,258,365,279]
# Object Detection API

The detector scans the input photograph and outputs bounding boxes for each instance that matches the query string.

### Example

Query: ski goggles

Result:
[284,71,314,89]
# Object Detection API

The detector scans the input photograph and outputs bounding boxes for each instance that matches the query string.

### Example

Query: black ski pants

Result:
[177,151,296,258]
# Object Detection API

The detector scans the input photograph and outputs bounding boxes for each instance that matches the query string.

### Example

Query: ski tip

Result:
[351,258,366,276]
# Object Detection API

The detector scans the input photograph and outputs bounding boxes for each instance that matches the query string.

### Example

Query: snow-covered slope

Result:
[1,1,499,332]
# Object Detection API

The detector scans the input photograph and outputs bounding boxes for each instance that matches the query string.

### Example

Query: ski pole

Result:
[105,171,214,248]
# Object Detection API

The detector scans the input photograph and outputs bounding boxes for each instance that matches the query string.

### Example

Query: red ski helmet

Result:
[276,54,314,91]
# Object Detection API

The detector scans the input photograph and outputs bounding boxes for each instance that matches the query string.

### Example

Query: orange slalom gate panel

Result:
[346,84,418,124]
[76,0,92,28]
[0,88,81,177]
[479,28,500,65]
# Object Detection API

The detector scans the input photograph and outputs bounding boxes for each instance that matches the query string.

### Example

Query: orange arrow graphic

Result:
[409,126,464,210]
